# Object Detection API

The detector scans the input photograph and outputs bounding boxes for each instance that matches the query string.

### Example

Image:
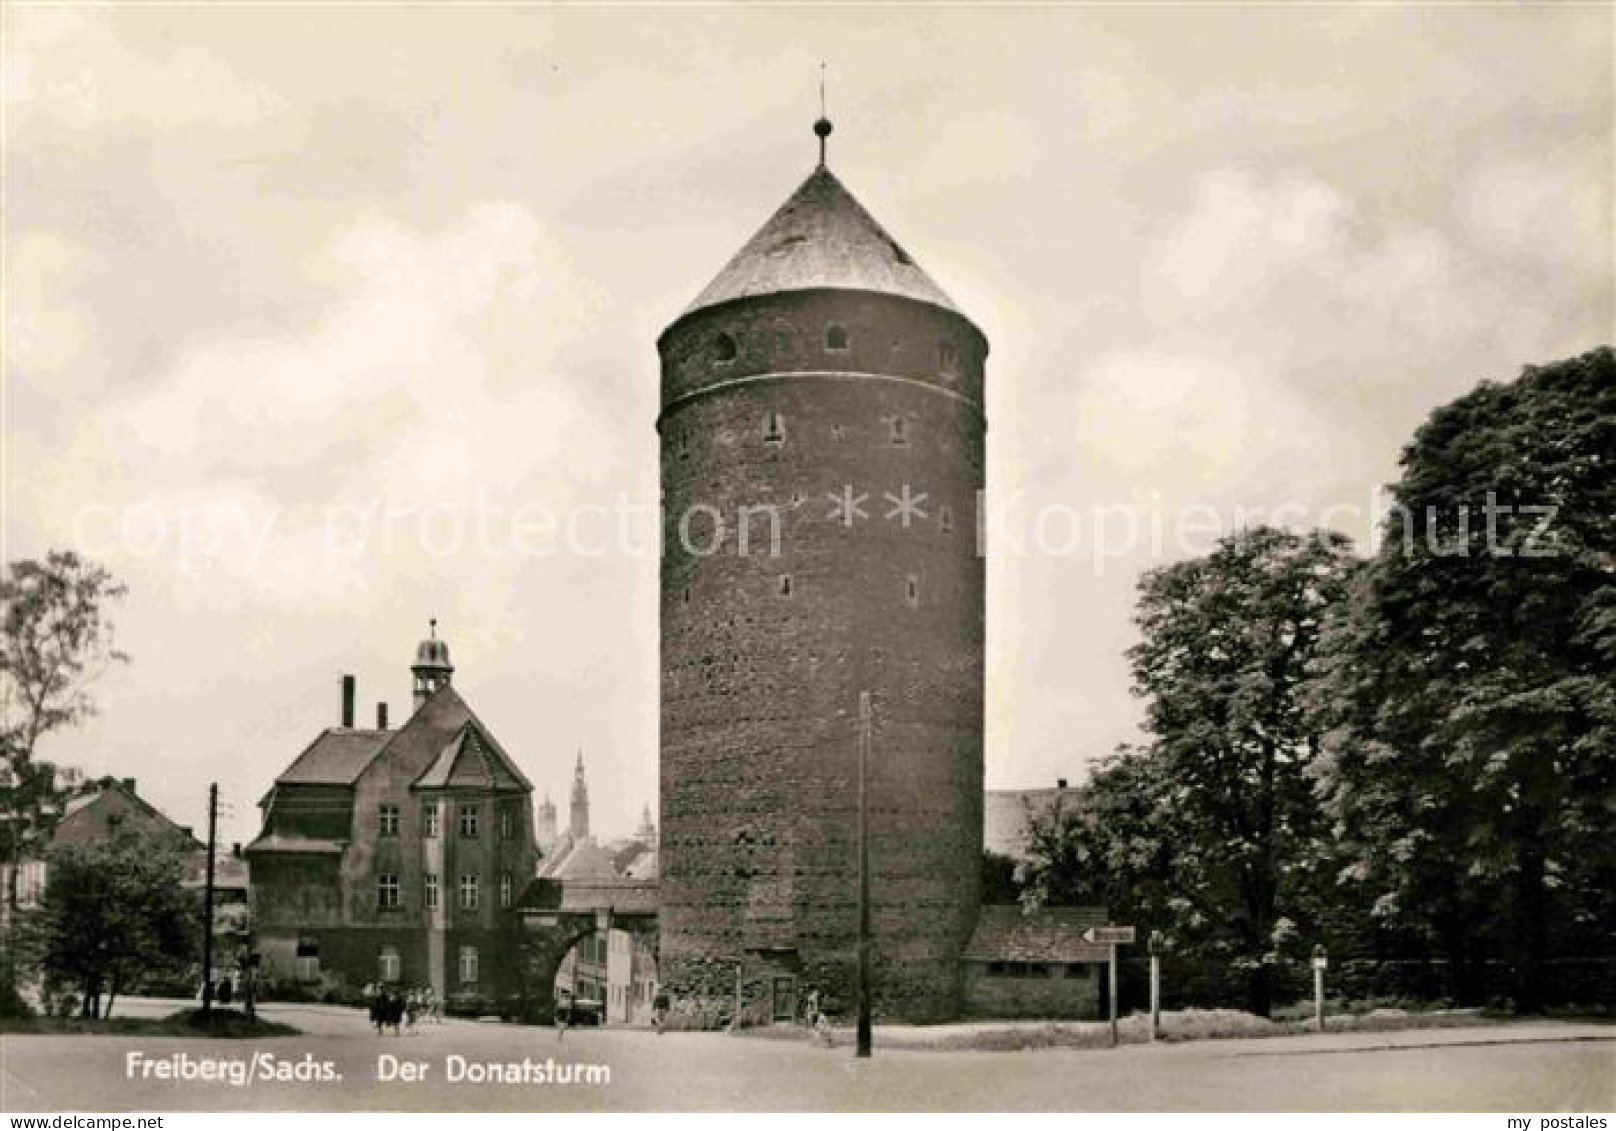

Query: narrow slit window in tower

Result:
[825,324,849,351]
[714,332,737,362]
[938,342,958,375]
[779,575,792,597]
[890,415,909,445]
[905,575,920,606]
[763,411,785,443]
[940,506,954,534]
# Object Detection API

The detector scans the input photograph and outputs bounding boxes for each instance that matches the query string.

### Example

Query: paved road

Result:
[2,1007,1611,1112]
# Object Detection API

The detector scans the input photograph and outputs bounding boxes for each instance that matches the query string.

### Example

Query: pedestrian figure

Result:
[405,989,420,1031]
[652,989,669,1035]
[217,976,234,1008]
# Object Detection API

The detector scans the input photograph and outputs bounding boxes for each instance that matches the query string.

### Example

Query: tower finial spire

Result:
[429,617,437,639]
[813,62,833,168]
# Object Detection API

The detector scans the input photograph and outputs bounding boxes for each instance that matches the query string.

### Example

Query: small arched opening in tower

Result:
[714,332,738,363]
[824,324,849,352]
[763,411,786,444]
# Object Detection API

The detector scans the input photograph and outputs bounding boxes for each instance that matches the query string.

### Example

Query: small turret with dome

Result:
[411,618,454,712]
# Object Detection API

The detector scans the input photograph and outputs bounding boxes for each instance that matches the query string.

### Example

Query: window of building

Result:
[906,575,920,607]
[422,803,439,838]
[677,433,691,461]
[500,872,513,908]
[377,873,401,910]
[295,938,320,983]
[825,324,849,351]
[379,804,400,837]
[500,809,514,841]
[459,804,479,838]
[459,946,479,985]
[424,873,439,909]
[1064,963,1091,979]
[379,946,401,983]
[779,575,792,597]
[829,423,846,441]
[681,584,690,605]
[938,342,958,375]
[890,415,909,445]
[459,873,479,910]
[939,505,954,534]
[714,332,737,362]
[763,411,785,443]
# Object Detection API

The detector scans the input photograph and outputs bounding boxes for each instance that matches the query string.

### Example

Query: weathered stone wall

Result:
[658,288,986,1021]
[963,962,1102,1020]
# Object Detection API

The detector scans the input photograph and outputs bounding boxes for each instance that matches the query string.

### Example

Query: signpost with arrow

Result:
[1083,925,1136,1046]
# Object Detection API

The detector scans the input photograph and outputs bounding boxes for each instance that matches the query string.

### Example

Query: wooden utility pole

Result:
[200,783,218,1018]
[855,690,872,1059]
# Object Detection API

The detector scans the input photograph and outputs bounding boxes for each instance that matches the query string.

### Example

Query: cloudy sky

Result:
[6,4,1610,846]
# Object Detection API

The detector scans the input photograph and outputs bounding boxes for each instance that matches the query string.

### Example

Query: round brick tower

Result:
[657,127,988,1022]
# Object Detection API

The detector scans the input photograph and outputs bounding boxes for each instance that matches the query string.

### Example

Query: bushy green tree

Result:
[1023,527,1359,1015]
[1310,347,1616,1009]
[36,831,198,1017]
[1,552,128,909]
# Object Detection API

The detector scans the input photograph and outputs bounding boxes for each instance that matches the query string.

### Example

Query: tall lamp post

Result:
[855,690,872,1059]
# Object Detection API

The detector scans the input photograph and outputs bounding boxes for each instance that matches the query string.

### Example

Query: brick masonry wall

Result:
[659,289,987,1021]
[963,963,1102,1020]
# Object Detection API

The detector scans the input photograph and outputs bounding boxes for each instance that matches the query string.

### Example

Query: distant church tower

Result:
[657,114,988,1020]
[411,619,453,712]
[569,749,590,841]
[535,791,558,853]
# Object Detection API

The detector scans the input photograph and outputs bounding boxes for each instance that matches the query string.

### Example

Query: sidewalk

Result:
[740,1013,1614,1055]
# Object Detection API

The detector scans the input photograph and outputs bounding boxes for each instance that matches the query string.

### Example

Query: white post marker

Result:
[1083,925,1136,1048]
[1312,944,1328,1033]
[1148,930,1163,1043]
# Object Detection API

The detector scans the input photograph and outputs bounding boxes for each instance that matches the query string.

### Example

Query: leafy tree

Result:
[1023,527,1358,1015]
[1310,347,1616,1009]
[980,850,1023,905]
[35,830,198,1017]
[1,552,129,912]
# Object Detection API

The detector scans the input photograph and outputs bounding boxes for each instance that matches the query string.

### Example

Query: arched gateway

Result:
[512,876,658,1023]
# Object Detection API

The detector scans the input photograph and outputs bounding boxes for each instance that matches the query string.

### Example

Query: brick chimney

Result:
[341,674,356,728]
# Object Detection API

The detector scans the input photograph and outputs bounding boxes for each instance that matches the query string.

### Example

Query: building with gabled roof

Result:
[247,626,538,1011]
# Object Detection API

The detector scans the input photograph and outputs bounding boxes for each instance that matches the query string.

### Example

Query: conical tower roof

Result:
[679,165,966,324]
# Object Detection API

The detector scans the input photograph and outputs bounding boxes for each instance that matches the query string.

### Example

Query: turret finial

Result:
[814,62,833,167]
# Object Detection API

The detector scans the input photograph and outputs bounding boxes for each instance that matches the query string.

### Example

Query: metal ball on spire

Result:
[815,61,833,166]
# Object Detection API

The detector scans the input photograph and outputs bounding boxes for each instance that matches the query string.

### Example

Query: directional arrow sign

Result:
[1083,925,1136,945]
